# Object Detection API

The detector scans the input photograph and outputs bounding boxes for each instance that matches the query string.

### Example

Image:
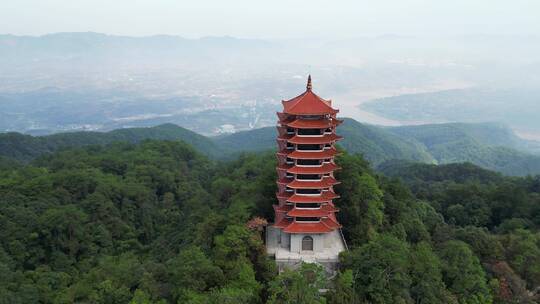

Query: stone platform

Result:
[266,226,346,275]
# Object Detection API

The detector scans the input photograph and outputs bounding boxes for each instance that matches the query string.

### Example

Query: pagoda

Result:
[266,75,347,273]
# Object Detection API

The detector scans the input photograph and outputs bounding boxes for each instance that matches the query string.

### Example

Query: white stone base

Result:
[266,226,347,275]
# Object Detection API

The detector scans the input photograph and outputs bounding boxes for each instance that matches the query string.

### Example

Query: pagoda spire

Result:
[306,74,312,91]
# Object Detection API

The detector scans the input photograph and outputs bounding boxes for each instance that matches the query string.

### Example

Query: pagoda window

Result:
[323,159,331,163]
[296,217,319,222]
[286,157,294,164]
[297,128,323,136]
[296,174,321,181]
[296,189,321,195]
[296,203,320,209]
[286,142,294,150]
[286,173,294,179]
[286,187,294,193]
[297,159,321,166]
[286,128,295,134]
[323,173,331,177]
[324,128,332,133]
[324,143,332,149]
[302,236,314,251]
[297,144,321,151]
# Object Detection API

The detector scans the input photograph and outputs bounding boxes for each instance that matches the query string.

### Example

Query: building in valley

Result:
[266,75,347,273]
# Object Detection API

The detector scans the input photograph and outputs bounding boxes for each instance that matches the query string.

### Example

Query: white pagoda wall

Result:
[290,233,324,253]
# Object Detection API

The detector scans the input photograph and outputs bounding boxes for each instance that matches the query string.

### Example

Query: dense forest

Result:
[0,139,539,303]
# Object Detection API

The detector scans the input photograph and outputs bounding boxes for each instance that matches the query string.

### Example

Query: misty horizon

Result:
[2,0,540,38]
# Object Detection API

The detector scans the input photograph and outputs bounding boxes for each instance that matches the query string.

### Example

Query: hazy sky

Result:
[1,0,539,38]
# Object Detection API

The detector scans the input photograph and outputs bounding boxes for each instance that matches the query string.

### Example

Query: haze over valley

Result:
[2,32,539,139]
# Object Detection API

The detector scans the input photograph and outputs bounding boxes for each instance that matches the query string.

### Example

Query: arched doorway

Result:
[302,236,314,251]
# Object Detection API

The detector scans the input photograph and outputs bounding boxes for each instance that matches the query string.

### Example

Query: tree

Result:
[341,234,412,304]
[167,247,224,303]
[500,229,540,289]
[336,153,384,245]
[267,263,327,304]
[325,270,356,304]
[410,242,455,304]
[438,241,493,304]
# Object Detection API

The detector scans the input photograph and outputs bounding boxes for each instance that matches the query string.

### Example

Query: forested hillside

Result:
[0,124,221,161]
[0,140,539,303]
[385,123,540,176]
[1,119,540,176]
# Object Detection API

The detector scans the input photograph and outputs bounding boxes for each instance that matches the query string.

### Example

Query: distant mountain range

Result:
[1,118,540,176]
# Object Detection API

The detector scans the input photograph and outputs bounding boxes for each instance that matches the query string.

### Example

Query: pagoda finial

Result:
[306,74,312,91]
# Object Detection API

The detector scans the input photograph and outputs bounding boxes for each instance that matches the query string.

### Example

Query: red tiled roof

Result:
[286,163,340,174]
[286,205,337,217]
[285,119,340,129]
[282,90,338,115]
[286,177,340,189]
[276,191,293,200]
[273,204,293,213]
[276,177,292,185]
[283,221,334,233]
[280,148,339,159]
[277,112,290,121]
[274,218,292,228]
[286,134,342,144]
[321,217,341,229]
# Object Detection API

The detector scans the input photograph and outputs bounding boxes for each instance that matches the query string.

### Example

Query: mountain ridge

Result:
[1,118,540,176]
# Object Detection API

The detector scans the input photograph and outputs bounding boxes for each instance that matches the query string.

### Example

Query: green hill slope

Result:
[385,123,540,176]
[338,118,435,165]
[213,127,276,154]
[0,123,221,161]
[1,119,540,176]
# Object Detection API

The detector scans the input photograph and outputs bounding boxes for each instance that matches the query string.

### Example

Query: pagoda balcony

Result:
[296,159,323,166]
[296,144,323,151]
[294,202,321,209]
[295,188,322,196]
[281,163,337,175]
[287,206,337,218]
[296,175,323,182]
[277,191,339,202]
[296,128,324,136]
[285,118,341,129]
[282,148,339,159]
[288,134,342,144]
[295,217,321,223]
